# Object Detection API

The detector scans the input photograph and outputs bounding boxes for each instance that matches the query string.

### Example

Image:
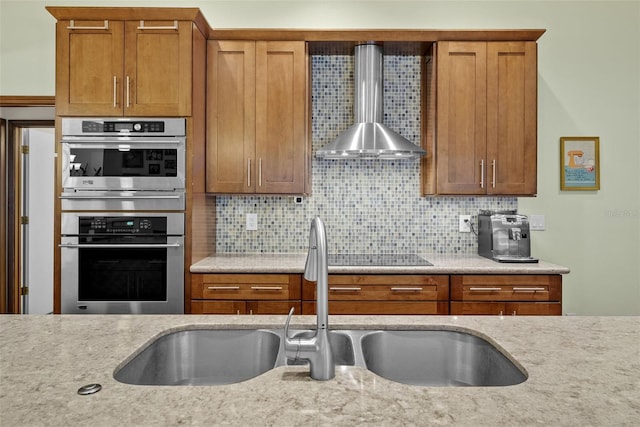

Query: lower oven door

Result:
[60,233,184,314]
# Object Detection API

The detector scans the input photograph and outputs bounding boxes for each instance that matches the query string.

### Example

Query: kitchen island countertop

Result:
[190,253,570,274]
[1,314,637,426]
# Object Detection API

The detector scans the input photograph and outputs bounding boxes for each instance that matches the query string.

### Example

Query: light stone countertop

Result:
[1,315,637,426]
[190,253,570,275]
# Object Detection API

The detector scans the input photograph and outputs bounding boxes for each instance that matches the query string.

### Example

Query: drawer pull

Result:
[391,287,423,292]
[207,286,240,290]
[67,20,109,30]
[513,287,547,292]
[469,287,502,292]
[137,20,178,30]
[250,286,283,291]
[330,287,362,292]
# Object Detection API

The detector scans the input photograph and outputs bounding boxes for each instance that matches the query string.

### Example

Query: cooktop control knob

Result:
[133,123,142,132]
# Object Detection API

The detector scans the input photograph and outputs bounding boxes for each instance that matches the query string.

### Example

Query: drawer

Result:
[450,301,562,316]
[450,275,561,302]
[191,274,301,300]
[302,301,449,315]
[191,300,301,315]
[303,275,449,301]
[191,300,246,314]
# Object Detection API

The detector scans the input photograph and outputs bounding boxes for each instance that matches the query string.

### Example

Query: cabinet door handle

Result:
[247,159,251,187]
[330,287,362,292]
[258,158,262,187]
[480,160,485,188]
[126,76,130,108]
[137,20,178,30]
[250,286,283,291]
[512,287,547,292]
[67,20,109,30]
[491,159,496,188]
[469,287,502,292]
[113,76,117,108]
[391,287,423,292]
[207,286,240,290]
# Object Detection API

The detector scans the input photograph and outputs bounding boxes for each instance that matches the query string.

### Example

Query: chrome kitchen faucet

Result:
[284,217,335,380]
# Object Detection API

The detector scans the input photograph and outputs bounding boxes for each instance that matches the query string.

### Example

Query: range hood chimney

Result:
[316,43,426,160]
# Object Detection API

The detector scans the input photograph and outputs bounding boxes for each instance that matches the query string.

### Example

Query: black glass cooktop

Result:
[328,254,432,266]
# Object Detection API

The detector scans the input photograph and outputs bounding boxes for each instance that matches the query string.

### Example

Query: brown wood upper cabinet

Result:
[55,19,194,116]
[430,41,537,195]
[206,41,310,194]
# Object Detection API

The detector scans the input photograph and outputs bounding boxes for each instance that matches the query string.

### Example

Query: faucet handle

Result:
[284,306,295,339]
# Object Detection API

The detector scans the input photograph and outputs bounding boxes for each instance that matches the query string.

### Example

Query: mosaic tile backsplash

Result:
[215,54,517,254]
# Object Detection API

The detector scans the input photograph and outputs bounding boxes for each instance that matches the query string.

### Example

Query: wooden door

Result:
[124,20,192,116]
[206,41,256,193]
[436,42,487,194]
[255,41,308,194]
[56,19,124,116]
[486,42,537,195]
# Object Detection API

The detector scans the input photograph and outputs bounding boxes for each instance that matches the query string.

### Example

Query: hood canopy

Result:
[316,43,426,160]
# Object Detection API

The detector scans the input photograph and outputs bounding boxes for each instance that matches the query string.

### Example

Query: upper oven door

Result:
[61,136,185,191]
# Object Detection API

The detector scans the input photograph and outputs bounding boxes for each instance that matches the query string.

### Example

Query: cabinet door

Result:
[486,42,537,195]
[247,301,301,315]
[56,20,124,116]
[450,302,506,315]
[303,301,448,315]
[124,20,192,116]
[450,302,562,316]
[255,41,308,194]
[191,300,247,314]
[436,42,487,195]
[206,41,256,193]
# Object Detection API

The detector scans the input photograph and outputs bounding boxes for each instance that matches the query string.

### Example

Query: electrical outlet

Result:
[246,213,258,231]
[459,215,471,232]
[530,214,545,231]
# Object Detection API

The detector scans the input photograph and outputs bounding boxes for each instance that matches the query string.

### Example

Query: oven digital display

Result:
[114,123,133,132]
[112,220,135,228]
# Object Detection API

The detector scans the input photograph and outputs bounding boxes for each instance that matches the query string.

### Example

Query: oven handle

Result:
[59,243,182,249]
[60,194,182,200]
[61,137,184,144]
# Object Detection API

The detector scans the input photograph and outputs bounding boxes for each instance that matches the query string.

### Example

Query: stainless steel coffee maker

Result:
[478,210,538,263]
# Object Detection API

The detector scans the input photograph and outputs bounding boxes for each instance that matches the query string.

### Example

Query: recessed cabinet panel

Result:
[124,21,192,116]
[450,275,562,315]
[436,42,487,195]
[487,42,537,195]
[57,20,124,115]
[256,41,307,193]
[303,275,449,315]
[190,274,302,315]
[207,41,256,193]
[56,18,192,116]
[431,41,537,196]
[206,40,309,195]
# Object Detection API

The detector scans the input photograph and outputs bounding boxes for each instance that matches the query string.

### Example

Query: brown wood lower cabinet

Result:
[450,274,562,315]
[302,275,449,315]
[189,272,562,316]
[190,274,301,314]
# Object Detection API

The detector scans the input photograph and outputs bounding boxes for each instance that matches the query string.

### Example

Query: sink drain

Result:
[77,383,102,395]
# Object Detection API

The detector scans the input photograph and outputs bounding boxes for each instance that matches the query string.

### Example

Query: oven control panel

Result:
[79,217,166,234]
[82,121,165,133]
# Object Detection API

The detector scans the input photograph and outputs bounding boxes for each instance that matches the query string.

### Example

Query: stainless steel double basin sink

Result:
[114,327,527,387]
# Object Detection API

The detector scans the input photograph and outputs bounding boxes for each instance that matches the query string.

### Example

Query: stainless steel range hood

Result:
[316,43,426,160]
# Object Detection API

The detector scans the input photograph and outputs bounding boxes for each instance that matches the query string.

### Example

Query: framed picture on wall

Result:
[560,136,600,190]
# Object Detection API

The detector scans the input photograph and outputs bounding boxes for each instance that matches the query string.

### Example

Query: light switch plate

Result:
[530,214,545,231]
[246,213,258,231]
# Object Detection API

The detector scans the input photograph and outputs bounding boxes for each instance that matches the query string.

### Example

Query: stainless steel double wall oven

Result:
[60,118,186,314]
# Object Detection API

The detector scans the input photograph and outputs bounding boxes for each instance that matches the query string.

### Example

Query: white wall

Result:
[1,0,638,315]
